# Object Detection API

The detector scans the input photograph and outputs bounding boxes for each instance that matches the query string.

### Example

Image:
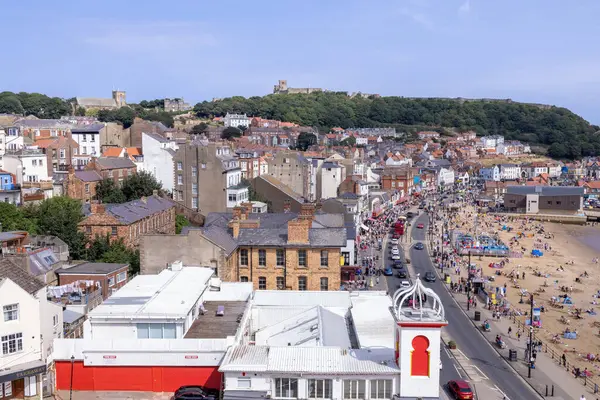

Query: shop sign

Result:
[0,363,47,384]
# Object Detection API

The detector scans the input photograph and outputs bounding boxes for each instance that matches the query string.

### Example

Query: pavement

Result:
[406,209,543,400]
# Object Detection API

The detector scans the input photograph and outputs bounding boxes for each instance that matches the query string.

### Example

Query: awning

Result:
[0,360,46,384]
[360,224,370,231]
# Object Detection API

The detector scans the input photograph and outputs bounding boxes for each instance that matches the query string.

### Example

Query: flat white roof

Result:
[252,290,352,308]
[350,291,395,350]
[89,267,215,319]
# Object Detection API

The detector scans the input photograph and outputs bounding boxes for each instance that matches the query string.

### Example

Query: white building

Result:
[221,152,248,209]
[0,259,63,399]
[320,162,345,200]
[3,149,50,184]
[70,124,102,159]
[223,113,251,128]
[142,132,178,193]
[547,163,562,178]
[479,165,500,182]
[479,135,504,149]
[499,164,521,180]
[436,167,455,187]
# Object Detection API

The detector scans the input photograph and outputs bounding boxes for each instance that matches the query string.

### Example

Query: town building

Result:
[379,166,415,195]
[79,195,176,247]
[0,170,21,205]
[320,162,345,199]
[223,113,251,128]
[64,169,103,203]
[173,141,249,213]
[273,79,323,94]
[3,149,50,184]
[498,164,521,180]
[33,136,79,175]
[76,90,127,110]
[0,259,63,399]
[56,262,130,300]
[504,186,584,215]
[479,135,504,149]
[251,175,305,213]
[128,118,174,148]
[164,98,192,112]
[101,146,143,172]
[417,131,440,140]
[142,132,178,193]
[267,151,314,201]
[85,156,137,185]
[70,123,102,164]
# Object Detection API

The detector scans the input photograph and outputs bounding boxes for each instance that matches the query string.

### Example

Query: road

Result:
[408,211,540,400]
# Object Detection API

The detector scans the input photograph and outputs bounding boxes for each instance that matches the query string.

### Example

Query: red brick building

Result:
[380,166,415,194]
[65,169,103,203]
[79,195,176,247]
[85,156,137,185]
[56,262,130,299]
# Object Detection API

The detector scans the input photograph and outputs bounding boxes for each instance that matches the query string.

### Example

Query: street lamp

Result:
[70,355,75,400]
[528,293,534,378]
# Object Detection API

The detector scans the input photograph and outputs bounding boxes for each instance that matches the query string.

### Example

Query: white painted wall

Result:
[3,154,49,184]
[86,320,186,340]
[142,132,177,192]
[38,288,63,360]
[398,326,442,399]
[321,166,343,200]
[71,132,100,157]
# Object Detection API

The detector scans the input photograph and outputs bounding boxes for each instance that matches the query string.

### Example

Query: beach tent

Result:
[531,249,543,257]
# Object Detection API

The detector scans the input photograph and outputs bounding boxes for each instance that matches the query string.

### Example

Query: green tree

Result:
[0,94,25,114]
[296,132,317,151]
[121,171,163,201]
[36,197,86,259]
[0,203,38,232]
[100,239,140,275]
[221,126,242,140]
[191,122,209,135]
[340,136,356,146]
[95,178,127,203]
[176,215,191,234]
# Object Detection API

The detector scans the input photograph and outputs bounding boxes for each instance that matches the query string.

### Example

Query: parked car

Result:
[391,247,400,255]
[393,260,404,268]
[417,223,424,229]
[424,271,436,282]
[397,269,407,278]
[391,254,401,260]
[172,386,218,400]
[384,266,393,276]
[400,280,411,289]
[390,238,399,244]
[414,242,424,250]
[447,380,473,400]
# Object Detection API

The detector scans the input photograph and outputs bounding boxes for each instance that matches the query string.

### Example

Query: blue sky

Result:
[3,0,600,122]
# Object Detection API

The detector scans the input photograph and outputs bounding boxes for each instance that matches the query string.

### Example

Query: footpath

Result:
[428,217,594,399]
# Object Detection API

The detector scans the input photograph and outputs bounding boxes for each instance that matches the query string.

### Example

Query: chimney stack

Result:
[287,218,310,244]
[232,206,245,220]
[229,219,241,239]
[152,189,158,197]
[299,203,316,221]
[90,201,105,214]
[283,200,291,213]
[241,202,253,217]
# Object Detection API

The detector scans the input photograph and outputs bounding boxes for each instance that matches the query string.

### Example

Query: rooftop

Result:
[0,258,44,294]
[74,170,103,182]
[506,186,584,196]
[89,195,174,224]
[88,266,215,319]
[184,301,247,339]
[94,156,136,170]
[57,262,128,276]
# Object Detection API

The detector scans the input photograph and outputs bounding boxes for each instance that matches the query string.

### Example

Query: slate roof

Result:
[57,262,128,275]
[0,259,44,294]
[322,161,341,169]
[100,196,174,224]
[28,248,60,276]
[237,227,346,248]
[143,131,169,143]
[506,186,584,197]
[70,123,105,133]
[74,170,103,182]
[256,175,305,203]
[200,225,238,256]
[94,157,136,170]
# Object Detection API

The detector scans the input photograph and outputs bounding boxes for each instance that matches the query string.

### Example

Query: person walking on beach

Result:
[508,326,512,337]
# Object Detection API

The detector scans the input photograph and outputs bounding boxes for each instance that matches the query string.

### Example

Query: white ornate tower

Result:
[392,276,448,399]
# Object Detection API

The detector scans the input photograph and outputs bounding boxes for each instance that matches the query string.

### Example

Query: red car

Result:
[447,380,473,400]
[417,223,424,229]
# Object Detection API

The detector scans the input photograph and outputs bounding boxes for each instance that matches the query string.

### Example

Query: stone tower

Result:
[112,90,127,107]
[392,276,448,399]
[274,80,288,93]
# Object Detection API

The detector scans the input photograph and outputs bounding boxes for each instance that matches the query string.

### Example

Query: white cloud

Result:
[399,7,434,30]
[458,0,471,16]
[81,20,217,53]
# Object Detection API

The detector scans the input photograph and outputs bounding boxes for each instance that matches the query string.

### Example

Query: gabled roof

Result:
[94,157,136,170]
[74,170,103,182]
[104,196,174,224]
[0,258,44,294]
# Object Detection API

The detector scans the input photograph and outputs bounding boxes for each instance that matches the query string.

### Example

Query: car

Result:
[406,212,414,218]
[414,242,424,250]
[397,270,407,278]
[391,248,400,255]
[400,280,411,289]
[390,238,399,244]
[392,233,400,239]
[417,223,424,229]
[384,267,393,276]
[447,380,474,400]
[424,271,436,282]
[393,260,404,268]
[391,254,401,260]
[173,386,219,400]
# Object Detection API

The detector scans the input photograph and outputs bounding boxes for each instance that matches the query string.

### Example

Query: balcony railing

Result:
[22,181,53,190]
[0,184,20,191]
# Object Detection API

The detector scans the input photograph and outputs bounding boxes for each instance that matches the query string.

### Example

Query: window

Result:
[82,146,87,155]
[370,380,392,399]
[237,378,251,389]
[228,193,236,202]
[1,333,23,355]
[137,323,176,339]
[258,249,266,266]
[274,378,298,398]
[320,277,329,291]
[391,181,396,188]
[60,149,66,159]
[91,135,95,142]
[276,277,284,290]
[192,183,198,195]
[276,249,285,267]
[177,175,183,185]
[177,162,183,171]
[84,183,90,193]
[117,271,127,283]
[556,201,562,205]
[82,134,87,142]
[298,250,307,267]
[53,315,59,326]
[201,163,207,169]
[308,379,332,399]
[298,276,307,291]
[343,380,365,400]
[192,197,198,209]
[32,159,37,166]
[191,166,197,177]
[320,250,329,267]
[111,226,118,236]
[108,276,115,287]
[86,226,91,234]
[3,304,18,321]
[240,276,249,282]
[240,249,249,266]
[258,276,267,290]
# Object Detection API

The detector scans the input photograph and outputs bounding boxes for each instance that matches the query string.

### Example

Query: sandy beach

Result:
[444,204,600,374]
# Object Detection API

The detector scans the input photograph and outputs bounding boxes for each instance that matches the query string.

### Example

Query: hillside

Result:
[193,93,600,159]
